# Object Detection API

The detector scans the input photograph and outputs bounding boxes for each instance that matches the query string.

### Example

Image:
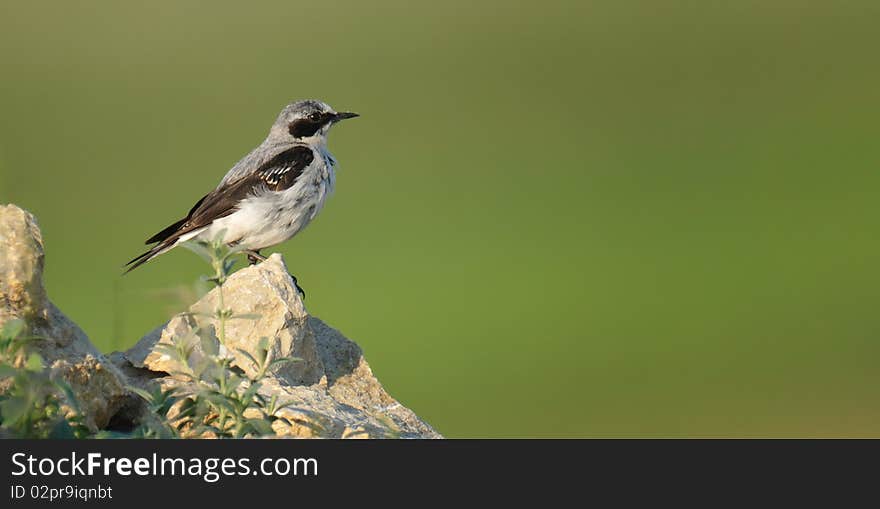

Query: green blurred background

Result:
[1,1,878,437]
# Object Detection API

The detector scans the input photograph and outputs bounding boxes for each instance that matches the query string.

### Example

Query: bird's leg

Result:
[242,249,306,299]
[244,249,266,265]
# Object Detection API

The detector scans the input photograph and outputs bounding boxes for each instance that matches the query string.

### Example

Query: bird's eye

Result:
[308,112,322,122]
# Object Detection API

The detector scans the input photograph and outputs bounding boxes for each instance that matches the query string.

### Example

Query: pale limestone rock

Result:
[50,355,127,430]
[0,205,47,323]
[122,255,441,438]
[125,255,323,386]
[0,204,128,430]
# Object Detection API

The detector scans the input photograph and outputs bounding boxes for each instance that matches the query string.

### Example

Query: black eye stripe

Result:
[289,118,321,137]
[288,112,331,138]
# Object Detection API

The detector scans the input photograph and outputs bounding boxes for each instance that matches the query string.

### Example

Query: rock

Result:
[309,317,438,437]
[0,205,129,430]
[0,205,47,323]
[122,254,441,439]
[49,356,127,430]
[125,255,323,386]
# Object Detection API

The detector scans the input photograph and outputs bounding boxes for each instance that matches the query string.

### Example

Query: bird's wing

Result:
[142,145,315,246]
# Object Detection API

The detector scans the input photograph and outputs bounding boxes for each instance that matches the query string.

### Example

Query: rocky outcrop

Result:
[120,254,439,438]
[0,205,128,430]
[0,204,439,438]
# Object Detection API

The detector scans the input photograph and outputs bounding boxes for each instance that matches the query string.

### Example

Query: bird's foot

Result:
[244,249,267,265]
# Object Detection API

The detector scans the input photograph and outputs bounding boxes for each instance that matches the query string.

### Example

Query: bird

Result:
[124,99,358,296]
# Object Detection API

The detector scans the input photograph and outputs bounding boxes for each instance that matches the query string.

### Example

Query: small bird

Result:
[125,99,358,295]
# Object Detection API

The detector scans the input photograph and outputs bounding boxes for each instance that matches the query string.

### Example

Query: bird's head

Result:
[271,99,358,146]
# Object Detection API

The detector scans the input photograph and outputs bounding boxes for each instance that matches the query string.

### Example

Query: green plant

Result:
[1,235,301,439]
[129,235,301,438]
[122,384,182,438]
[0,319,90,438]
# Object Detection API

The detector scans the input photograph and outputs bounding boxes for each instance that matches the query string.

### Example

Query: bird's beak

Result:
[332,111,359,122]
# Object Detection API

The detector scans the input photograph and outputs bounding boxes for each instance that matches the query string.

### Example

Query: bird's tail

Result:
[123,241,175,274]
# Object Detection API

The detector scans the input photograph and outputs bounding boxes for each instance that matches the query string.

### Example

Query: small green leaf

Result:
[0,397,28,424]
[180,241,214,263]
[272,399,298,412]
[225,374,243,390]
[25,353,43,371]
[193,279,211,299]
[200,391,236,412]
[127,386,157,403]
[54,379,83,414]
[265,394,278,412]
[245,418,274,436]
[234,348,259,370]
[223,258,237,274]
[154,344,186,364]
[211,229,228,245]
[241,381,262,405]
[267,357,302,370]
[175,398,197,419]
[199,332,220,357]
[153,343,178,356]
[257,336,269,352]
[0,319,25,340]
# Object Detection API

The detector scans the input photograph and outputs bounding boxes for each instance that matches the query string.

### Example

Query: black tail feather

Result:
[123,243,168,274]
[145,218,187,244]
[127,192,215,273]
